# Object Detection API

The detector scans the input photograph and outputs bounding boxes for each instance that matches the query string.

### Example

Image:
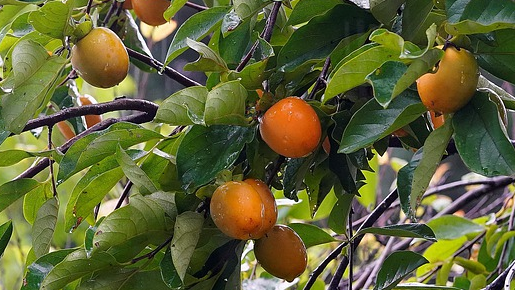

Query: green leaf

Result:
[219,16,251,66]
[84,218,103,257]
[339,90,427,154]
[28,0,74,39]
[277,4,377,72]
[283,157,311,201]
[23,181,52,225]
[355,224,436,241]
[1,40,66,134]
[0,178,42,212]
[328,192,354,234]
[370,0,405,26]
[367,61,408,107]
[78,268,171,290]
[177,125,254,190]
[92,194,175,262]
[40,249,120,289]
[204,80,248,126]
[160,247,182,289]
[374,251,429,290]
[57,122,163,183]
[163,0,187,19]
[227,59,269,90]
[32,197,58,258]
[325,43,400,101]
[170,211,204,282]
[0,220,13,258]
[445,0,515,35]
[400,0,434,42]
[22,248,76,290]
[165,6,230,64]
[184,38,228,73]
[288,223,336,248]
[233,0,270,19]
[427,215,484,240]
[398,119,453,218]
[474,29,515,84]
[286,0,340,25]
[64,151,140,232]
[116,145,157,195]
[155,86,208,126]
[0,149,51,167]
[453,92,515,176]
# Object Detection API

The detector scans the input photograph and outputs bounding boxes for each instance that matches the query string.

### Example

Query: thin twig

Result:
[235,1,282,72]
[494,194,515,276]
[483,260,515,290]
[126,48,202,87]
[48,126,58,197]
[307,57,331,100]
[131,234,174,264]
[265,156,285,186]
[303,189,399,290]
[85,0,94,15]
[348,208,354,290]
[184,1,208,11]
[115,181,133,210]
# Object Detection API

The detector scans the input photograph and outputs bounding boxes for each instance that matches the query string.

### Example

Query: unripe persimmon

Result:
[71,27,129,88]
[259,97,322,158]
[132,0,170,26]
[416,46,479,114]
[78,95,102,128]
[254,225,308,282]
[210,179,277,240]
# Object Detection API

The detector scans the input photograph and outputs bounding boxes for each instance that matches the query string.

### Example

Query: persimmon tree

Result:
[0,0,515,289]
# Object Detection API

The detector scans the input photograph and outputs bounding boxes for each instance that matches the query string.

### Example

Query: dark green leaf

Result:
[277,4,377,72]
[218,17,251,66]
[78,268,171,290]
[1,40,66,134]
[0,220,13,258]
[0,178,42,212]
[116,145,157,195]
[401,0,434,41]
[453,92,515,176]
[184,38,228,72]
[370,0,405,26]
[92,194,175,262]
[155,86,208,126]
[339,90,427,154]
[233,0,270,19]
[22,248,76,290]
[288,223,336,248]
[374,251,429,290]
[474,29,515,84]
[177,125,254,191]
[28,0,74,39]
[398,119,453,218]
[328,191,354,234]
[355,224,436,242]
[57,122,163,183]
[32,197,58,258]
[170,211,204,282]
[446,0,515,35]
[283,157,310,201]
[204,80,248,126]
[160,247,182,289]
[165,6,231,64]
[40,249,120,289]
[427,215,484,240]
[367,61,408,107]
[286,0,340,25]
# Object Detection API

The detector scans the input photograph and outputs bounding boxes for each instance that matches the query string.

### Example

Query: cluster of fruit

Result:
[210,179,307,282]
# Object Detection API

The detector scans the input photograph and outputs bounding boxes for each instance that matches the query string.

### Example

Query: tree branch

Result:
[126,48,202,87]
[307,57,331,100]
[21,98,158,133]
[15,112,154,180]
[184,1,208,11]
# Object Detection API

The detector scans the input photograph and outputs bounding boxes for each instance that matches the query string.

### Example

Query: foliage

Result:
[0,0,515,289]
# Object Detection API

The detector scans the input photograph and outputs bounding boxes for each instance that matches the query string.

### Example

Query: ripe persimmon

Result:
[210,179,277,240]
[71,27,129,88]
[132,0,170,26]
[254,225,308,282]
[416,46,479,114]
[78,95,102,128]
[430,111,445,129]
[259,97,322,158]
[122,0,132,9]
[56,121,76,140]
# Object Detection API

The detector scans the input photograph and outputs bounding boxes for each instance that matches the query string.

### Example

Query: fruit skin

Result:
[259,97,322,158]
[132,0,170,26]
[429,111,445,129]
[78,95,102,128]
[71,27,129,88]
[122,0,132,9]
[254,225,308,282]
[210,179,277,240]
[322,136,331,154]
[416,46,479,114]
[56,121,76,140]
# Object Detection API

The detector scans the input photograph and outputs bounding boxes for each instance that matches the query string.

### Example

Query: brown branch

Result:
[15,112,154,180]
[126,48,202,87]
[184,1,208,11]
